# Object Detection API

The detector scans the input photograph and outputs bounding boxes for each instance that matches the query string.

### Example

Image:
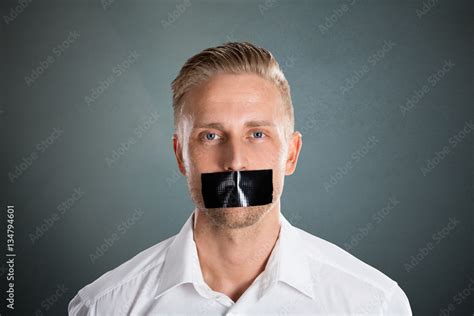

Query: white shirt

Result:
[68,210,412,315]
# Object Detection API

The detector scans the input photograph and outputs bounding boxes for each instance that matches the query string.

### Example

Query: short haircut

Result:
[171,42,294,139]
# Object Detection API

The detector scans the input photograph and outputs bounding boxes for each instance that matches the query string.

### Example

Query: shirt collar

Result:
[153,210,202,300]
[276,212,316,300]
[153,209,316,301]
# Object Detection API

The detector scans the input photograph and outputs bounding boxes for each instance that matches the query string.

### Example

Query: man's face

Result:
[173,73,302,229]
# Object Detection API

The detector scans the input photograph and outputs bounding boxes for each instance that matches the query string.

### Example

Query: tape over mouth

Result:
[201,169,273,208]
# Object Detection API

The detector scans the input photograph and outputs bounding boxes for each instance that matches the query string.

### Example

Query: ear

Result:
[285,131,303,176]
[173,133,187,176]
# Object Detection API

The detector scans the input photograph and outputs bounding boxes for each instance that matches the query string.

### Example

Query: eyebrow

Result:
[194,120,276,130]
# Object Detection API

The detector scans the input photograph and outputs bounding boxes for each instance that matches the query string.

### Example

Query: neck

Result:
[193,201,281,302]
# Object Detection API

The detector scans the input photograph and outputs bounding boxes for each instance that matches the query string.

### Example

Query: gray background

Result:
[1,0,473,315]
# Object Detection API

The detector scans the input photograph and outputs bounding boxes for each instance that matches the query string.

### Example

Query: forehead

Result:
[183,73,284,123]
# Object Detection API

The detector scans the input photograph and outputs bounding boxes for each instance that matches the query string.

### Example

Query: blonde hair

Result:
[171,42,294,139]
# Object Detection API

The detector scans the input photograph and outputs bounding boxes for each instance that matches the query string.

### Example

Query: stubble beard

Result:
[201,202,276,230]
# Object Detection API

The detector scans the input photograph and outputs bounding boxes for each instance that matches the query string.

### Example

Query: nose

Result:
[222,137,248,172]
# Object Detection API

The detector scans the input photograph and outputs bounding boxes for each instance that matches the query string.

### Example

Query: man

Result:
[69,42,412,315]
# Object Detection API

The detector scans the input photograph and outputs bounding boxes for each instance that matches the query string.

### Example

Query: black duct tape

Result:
[201,169,273,208]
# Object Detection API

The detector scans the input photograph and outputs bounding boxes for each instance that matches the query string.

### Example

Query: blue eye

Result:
[252,131,265,138]
[203,132,219,141]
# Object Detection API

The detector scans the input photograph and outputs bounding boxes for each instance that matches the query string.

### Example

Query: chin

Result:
[204,204,273,229]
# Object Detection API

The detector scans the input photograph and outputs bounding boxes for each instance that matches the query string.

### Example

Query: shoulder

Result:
[68,235,176,315]
[296,226,396,290]
[294,226,411,314]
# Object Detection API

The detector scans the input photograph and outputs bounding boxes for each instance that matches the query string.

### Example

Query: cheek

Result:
[253,142,287,168]
[186,172,205,208]
[267,149,289,196]
[186,142,209,166]
[185,145,224,185]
